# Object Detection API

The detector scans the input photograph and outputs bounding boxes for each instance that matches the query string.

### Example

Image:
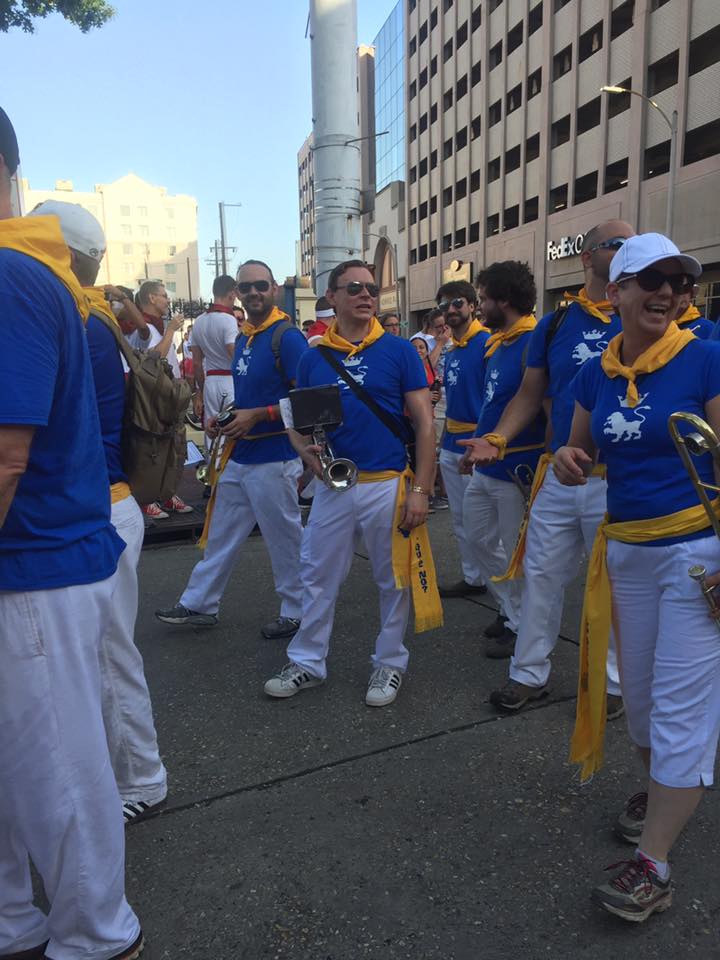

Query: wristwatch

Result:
[411,484,430,495]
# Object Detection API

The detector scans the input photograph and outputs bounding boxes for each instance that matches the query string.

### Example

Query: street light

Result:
[600,85,678,237]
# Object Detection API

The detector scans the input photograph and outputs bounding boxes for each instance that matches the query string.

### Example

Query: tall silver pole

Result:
[309,0,363,296]
[219,202,228,275]
[666,109,678,239]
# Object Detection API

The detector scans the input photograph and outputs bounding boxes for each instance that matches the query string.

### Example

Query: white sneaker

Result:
[264,662,324,699]
[365,666,403,707]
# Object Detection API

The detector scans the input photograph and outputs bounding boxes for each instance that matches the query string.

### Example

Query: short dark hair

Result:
[436,280,477,306]
[423,307,444,330]
[137,280,165,307]
[116,285,134,300]
[237,259,275,283]
[476,260,536,315]
[327,259,373,290]
[315,295,333,311]
[212,274,237,299]
[0,106,19,176]
[380,312,400,324]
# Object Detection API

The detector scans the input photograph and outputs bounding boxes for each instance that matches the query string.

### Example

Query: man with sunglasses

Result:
[674,283,713,339]
[156,259,308,641]
[461,220,633,714]
[432,280,490,599]
[264,259,436,707]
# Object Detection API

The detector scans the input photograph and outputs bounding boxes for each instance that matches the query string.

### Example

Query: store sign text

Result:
[546,234,584,261]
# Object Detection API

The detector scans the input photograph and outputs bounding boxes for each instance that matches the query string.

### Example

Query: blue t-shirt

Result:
[231,319,308,464]
[86,313,127,485]
[440,329,490,455]
[527,302,622,451]
[296,333,428,471]
[573,339,720,544]
[0,250,124,590]
[475,332,546,483]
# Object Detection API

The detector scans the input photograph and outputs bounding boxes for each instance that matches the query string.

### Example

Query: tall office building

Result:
[21,173,200,299]
[297,134,315,280]
[405,0,720,321]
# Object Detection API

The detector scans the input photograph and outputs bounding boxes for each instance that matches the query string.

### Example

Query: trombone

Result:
[196,395,234,487]
[668,411,720,626]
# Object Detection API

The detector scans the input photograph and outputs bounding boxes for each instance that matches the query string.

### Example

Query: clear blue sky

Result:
[2,0,395,297]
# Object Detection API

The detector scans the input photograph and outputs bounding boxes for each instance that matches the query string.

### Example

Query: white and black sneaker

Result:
[264,662,324,699]
[155,603,218,626]
[122,799,165,826]
[366,666,403,707]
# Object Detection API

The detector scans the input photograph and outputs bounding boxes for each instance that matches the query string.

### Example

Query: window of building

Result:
[456,74,468,100]
[443,186,453,207]
[137,205,148,217]
[574,171,598,205]
[610,0,634,40]
[506,83,522,114]
[419,112,428,133]
[443,0,453,10]
[644,140,670,179]
[553,45,572,80]
[471,168,481,192]
[504,205,520,230]
[471,114,482,139]
[579,22,603,63]
[607,79,631,118]
[650,0,671,7]
[419,20,428,43]
[604,157,629,193]
[410,208,418,226]
[443,137,453,159]
[124,263,135,277]
[471,5,481,31]
[551,114,571,147]
[490,0,502,10]
[431,55,438,76]
[410,249,418,266]
[487,213,500,236]
[409,80,417,100]
[488,157,501,181]
[419,66,428,89]
[165,263,177,274]
[505,144,521,172]
[443,38,453,62]
[409,35,417,56]
[456,128,468,150]
[168,245,176,256]
[688,25,720,76]
[419,243,428,262]
[489,40,503,70]
[410,123,417,142]
[457,21,468,48]
[647,50,679,96]
[471,59,482,86]
[419,157,428,177]
[431,103,438,123]
[528,2,543,34]
[167,226,176,239]
[431,149,438,169]
[431,7,438,28]
[409,0,416,11]
[430,239,438,257]
[549,184,568,211]
[684,118,720,165]
[456,177,468,200]
[121,223,132,236]
[489,100,502,126]
[455,227,467,248]
[507,21,523,55]
[554,0,571,10]
[527,67,542,100]
[430,194,438,213]
[443,234,452,253]
[469,221,480,243]
[122,243,132,255]
[577,96,601,135]
[120,205,130,217]
[525,132,540,162]
[524,196,539,222]
[410,165,417,184]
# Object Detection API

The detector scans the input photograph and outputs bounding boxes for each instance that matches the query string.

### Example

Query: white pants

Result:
[463,471,526,632]
[510,470,621,694]
[0,578,141,959]
[104,495,167,805]
[202,373,234,453]
[608,535,720,787]
[181,458,304,618]
[288,478,410,679]
[438,448,484,586]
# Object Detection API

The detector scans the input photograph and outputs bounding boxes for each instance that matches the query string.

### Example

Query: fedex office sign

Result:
[546,234,584,261]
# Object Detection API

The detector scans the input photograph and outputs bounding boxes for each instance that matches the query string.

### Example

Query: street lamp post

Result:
[601,85,678,238]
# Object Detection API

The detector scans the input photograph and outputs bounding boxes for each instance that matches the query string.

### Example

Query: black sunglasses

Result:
[589,237,627,252]
[336,281,380,297]
[617,269,694,295]
[238,280,270,294]
[437,297,467,312]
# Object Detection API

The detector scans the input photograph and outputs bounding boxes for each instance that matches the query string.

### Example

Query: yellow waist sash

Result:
[571,499,718,781]
[110,481,131,504]
[494,454,606,583]
[446,418,477,434]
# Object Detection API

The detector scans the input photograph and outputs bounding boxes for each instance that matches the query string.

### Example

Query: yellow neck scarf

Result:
[451,318,486,348]
[484,314,536,359]
[319,317,385,358]
[676,305,702,327]
[0,215,89,322]
[85,286,118,326]
[562,288,613,325]
[572,500,719,781]
[601,324,695,408]
[241,306,289,347]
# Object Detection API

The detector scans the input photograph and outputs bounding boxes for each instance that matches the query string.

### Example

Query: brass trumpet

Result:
[313,426,358,491]
[668,411,720,626]
[196,399,235,487]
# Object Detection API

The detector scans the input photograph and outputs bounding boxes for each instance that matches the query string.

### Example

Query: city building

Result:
[405,0,720,322]
[297,134,315,280]
[21,173,200,300]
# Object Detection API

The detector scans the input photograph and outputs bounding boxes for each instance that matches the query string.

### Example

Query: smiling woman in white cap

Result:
[553,233,720,922]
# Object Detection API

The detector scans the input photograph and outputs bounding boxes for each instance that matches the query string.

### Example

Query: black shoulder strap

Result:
[317,345,411,445]
[544,305,569,370]
[271,319,294,378]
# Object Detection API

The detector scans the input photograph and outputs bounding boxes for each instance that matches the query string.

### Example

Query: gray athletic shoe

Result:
[154,603,218,626]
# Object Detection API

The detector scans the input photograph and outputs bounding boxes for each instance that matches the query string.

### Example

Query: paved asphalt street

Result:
[125,509,720,960]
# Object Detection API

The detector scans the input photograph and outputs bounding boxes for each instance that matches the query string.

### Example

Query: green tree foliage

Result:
[0,0,115,32]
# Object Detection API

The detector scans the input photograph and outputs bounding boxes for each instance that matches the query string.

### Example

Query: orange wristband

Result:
[266,405,277,422]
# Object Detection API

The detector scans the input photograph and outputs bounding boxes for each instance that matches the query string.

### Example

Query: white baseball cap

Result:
[609,232,701,283]
[28,200,106,262]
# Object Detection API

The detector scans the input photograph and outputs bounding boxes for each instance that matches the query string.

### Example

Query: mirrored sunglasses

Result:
[437,297,467,312]
[336,281,380,297]
[238,280,271,294]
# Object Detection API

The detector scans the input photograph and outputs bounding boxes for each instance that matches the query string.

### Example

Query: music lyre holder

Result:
[289,385,358,492]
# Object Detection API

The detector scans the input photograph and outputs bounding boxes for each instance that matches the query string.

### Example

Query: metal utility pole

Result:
[309,0,362,295]
[218,202,242,276]
[186,257,193,302]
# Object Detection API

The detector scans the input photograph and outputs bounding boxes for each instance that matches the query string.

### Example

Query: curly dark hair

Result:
[436,280,477,305]
[475,261,536,315]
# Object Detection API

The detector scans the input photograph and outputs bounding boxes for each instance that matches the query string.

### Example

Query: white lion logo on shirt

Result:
[338,354,368,388]
[603,393,650,442]
[572,330,608,365]
[235,355,250,377]
[485,368,499,403]
[445,359,459,388]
